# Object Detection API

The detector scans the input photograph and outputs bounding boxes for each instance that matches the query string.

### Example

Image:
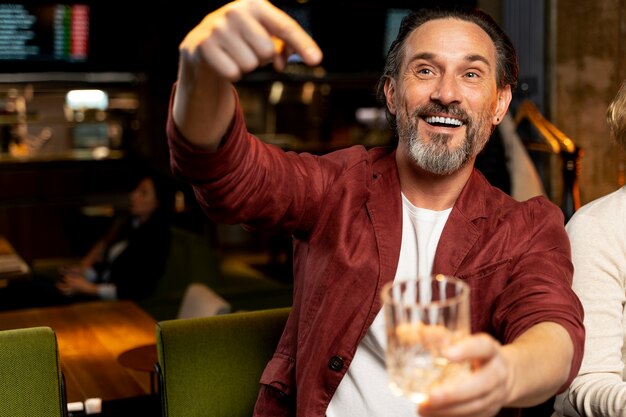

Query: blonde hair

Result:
[607,80,626,148]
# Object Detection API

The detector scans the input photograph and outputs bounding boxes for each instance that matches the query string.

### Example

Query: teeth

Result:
[425,116,463,126]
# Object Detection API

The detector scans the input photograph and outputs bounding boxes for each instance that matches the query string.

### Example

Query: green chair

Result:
[0,326,67,417]
[156,307,290,417]
[139,226,224,321]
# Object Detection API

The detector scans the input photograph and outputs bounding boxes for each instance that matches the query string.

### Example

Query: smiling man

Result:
[166,2,584,417]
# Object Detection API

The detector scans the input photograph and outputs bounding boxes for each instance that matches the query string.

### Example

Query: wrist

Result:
[97,283,117,300]
[500,345,519,406]
[174,60,234,150]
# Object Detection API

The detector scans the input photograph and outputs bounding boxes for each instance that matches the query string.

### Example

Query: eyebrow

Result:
[409,52,491,68]
[411,52,435,61]
[465,54,491,67]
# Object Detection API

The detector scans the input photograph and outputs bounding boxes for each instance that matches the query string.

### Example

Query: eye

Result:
[414,67,436,79]
[465,72,479,78]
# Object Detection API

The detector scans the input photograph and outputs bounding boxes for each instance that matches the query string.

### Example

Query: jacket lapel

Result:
[433,170,486,275]
[366,150,403,311]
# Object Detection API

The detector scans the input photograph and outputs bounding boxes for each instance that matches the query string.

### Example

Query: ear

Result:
[493,85,512,125]
[384,77,397,115]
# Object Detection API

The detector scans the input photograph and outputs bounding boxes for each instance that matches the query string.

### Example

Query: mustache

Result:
[413,102,470,123]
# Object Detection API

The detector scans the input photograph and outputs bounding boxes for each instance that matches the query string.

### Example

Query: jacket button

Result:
[328,355,344,371]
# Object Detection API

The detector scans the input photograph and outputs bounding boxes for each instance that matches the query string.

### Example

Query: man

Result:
[167,1,584,416]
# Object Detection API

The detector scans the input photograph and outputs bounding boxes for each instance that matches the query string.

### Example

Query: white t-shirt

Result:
[326,194,451,416]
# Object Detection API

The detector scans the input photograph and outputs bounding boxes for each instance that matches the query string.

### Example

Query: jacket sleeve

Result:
[167,84,366,237]
[491,197,585,393]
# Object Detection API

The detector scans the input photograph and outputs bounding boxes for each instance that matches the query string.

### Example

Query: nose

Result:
[430,74,461,106]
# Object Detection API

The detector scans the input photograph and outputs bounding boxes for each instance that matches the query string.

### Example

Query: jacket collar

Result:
[367,153,491,287]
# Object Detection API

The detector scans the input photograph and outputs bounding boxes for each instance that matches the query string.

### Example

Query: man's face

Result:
[385,18,511,175]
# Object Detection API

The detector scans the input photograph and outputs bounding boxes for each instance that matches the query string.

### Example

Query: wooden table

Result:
[0,235,30,284]
[0,300,157,402]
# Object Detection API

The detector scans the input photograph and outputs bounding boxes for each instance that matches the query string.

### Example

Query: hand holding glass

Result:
[382,274,470,404]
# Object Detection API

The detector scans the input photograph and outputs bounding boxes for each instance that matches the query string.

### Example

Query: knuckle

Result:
[257,41,276,60]
[272,20,293,40]
[240,58,260,74]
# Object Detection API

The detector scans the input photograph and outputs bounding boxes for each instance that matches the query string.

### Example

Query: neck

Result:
[396,150,474,211]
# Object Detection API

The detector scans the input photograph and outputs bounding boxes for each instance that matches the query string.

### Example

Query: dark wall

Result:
[3,1,474,76]
[0,0,479,261]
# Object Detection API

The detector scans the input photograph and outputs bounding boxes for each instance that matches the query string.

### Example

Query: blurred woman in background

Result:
[0,170,174,309]
[56,171,174,301]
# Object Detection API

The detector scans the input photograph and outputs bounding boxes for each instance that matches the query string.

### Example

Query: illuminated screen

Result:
[383,9,411,58]
[0,3,89,62]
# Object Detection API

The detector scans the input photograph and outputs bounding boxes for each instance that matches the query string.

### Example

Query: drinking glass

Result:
[382,274,471,404]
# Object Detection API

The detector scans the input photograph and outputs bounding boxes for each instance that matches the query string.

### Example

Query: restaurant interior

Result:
[0,0,624,416]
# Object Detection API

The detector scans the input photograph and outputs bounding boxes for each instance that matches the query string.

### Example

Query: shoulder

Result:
[568,187,626,225]
[318,144,393,165]
[309,145,395,180]
[566,187,626,237]
[472,171,564,224]
[501,196,566,239]
[519,194,564,218]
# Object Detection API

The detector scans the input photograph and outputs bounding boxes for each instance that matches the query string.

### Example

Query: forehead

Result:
[403,17,497,65]
[137,178,155,191]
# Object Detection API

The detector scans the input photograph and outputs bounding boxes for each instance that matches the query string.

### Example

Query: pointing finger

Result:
[253,0,322,65]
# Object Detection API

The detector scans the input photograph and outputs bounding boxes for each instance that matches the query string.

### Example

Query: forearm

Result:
[172,60,235,151]
[503,321,574,407]
[566,375,626,416]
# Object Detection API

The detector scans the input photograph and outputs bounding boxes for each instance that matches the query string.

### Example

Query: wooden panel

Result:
[554,0,626,203]
[0,157,135,262]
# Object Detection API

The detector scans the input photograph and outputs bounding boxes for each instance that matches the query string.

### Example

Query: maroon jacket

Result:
[168,89,584,417]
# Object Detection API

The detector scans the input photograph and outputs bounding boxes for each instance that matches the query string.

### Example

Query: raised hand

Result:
[173,0,322,149]
[179,0,322,82]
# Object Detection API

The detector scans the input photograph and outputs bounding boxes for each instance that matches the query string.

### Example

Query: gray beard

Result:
[397,108,492,175]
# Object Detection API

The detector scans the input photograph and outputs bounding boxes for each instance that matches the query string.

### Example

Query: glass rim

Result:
[381,274,470,308]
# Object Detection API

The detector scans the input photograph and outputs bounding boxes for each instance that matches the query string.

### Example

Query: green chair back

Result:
[0,326,66,417]
[156,307,290,417]
[140,226,222,321]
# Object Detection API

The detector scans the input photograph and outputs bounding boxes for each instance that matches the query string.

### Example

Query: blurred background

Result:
[0,0,624,300]
[0,2,623,414]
